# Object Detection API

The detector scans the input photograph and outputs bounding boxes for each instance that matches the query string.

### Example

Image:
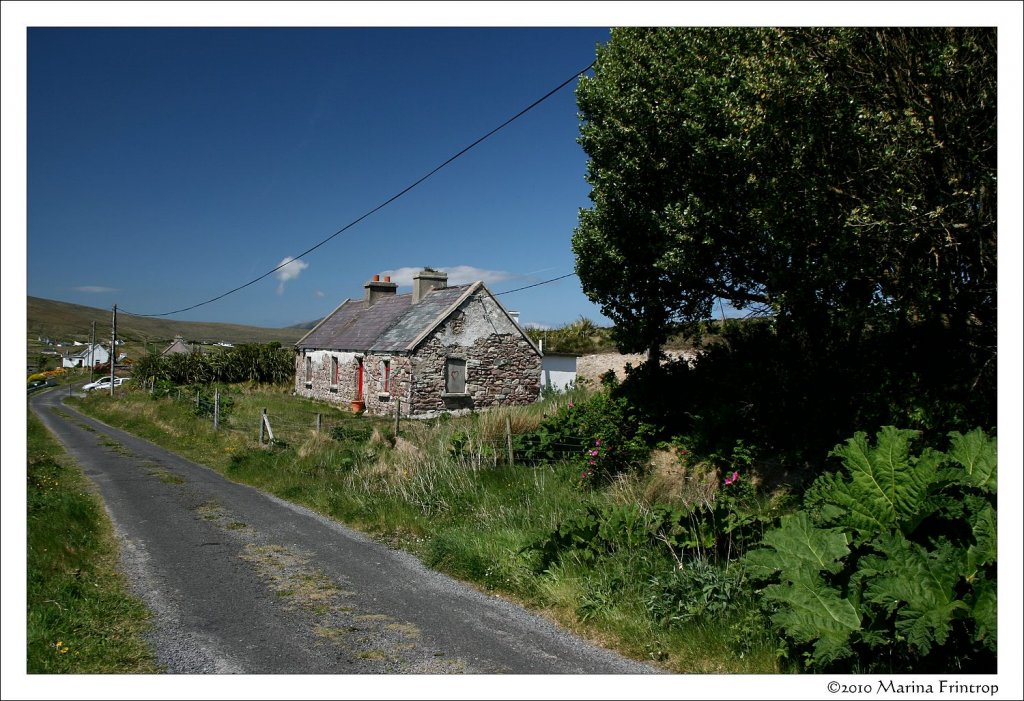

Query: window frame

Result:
[444,357,467,395]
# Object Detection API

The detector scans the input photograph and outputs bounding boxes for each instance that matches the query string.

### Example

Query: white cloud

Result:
[314,290,325,298]
[73,286,117,293]
[381,265,518,290]
[275,257,309,295]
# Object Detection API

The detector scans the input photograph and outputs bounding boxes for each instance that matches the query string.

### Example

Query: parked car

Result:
[83,376,127,392]
[27,378,56,394]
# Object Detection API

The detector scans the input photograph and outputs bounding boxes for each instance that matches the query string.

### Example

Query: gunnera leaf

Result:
[947,428,997,492]
[742,511,850,580]
[828,426,939,539]
[863,534,968,655]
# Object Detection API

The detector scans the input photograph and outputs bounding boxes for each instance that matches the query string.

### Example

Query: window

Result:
[379,359,391,394]
[305,355,312,383]
[445,358,466,394]
[331,356,339,385]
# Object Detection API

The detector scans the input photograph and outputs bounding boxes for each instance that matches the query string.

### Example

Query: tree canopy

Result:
[573,28,995,364]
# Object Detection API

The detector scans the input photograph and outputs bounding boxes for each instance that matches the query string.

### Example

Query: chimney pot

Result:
[384,275,391,283]
[364,274,398,305]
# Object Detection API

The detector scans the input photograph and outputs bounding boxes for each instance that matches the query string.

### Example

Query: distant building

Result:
[160,335,193,356]
[62,343,109,369]
[295,269,542,417]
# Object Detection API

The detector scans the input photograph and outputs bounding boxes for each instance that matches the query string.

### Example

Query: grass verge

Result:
[26,409,160,673]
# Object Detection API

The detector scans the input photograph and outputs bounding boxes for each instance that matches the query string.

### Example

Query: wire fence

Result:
[152,385,630,469]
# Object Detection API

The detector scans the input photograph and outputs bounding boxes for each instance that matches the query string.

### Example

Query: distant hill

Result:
[27,296,306,347]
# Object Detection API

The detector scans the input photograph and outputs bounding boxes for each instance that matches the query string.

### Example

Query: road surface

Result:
[30,388,661,675]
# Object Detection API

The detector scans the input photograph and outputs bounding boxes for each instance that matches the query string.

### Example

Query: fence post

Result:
[394,398,401,438]
[213,389,220,432]
[258,405,270,442]
[505,415,513,466]
[259,408,266,444]
[316,413,322,433]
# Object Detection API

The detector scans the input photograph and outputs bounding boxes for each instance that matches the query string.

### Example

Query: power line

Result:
[495,272,577,296]
[122,61,595,319]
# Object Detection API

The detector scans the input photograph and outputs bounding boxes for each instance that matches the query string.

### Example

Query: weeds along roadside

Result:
[70,382,783,673]
[26,409,161,673]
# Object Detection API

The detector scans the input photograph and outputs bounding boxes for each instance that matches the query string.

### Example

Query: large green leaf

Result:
[828,427,939,538]
[970,576,997,653]
[864,534,968,655]
[967,503,997,571]
[947,429,997,492]
[743,511,850,579]
[764,569,861,665]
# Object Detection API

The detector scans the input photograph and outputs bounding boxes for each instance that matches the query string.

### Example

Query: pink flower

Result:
[589,459,596,465]
[595,439,601,446]
[724,470,740,486]
[590,450,599,457]
[568,401,574,409]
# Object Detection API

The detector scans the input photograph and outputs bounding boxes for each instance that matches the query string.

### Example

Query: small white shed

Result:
[540,352,578,393]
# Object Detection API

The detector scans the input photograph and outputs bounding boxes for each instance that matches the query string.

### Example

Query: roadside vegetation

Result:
[26,409,160,673]
[70,341,996,673]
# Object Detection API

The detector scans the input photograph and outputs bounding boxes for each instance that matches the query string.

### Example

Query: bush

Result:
[513,384,654,482]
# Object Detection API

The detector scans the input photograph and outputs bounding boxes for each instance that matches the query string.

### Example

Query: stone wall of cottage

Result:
[408,291,541,415]
[361,353,413,417]
[294,350,358,405]
[294,349,414,416]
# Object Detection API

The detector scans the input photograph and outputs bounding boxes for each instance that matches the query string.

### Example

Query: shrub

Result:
[513,385,654,481]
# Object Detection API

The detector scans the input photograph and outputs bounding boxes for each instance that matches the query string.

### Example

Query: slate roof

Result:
[297,284,476,353]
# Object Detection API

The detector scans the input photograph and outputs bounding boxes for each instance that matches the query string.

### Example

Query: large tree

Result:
[572,27,996,379]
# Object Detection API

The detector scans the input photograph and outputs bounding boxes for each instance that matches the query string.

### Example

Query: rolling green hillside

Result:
[26,296,309,373]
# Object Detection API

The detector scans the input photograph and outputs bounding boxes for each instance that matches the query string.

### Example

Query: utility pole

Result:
[110,305,117,396]
[89,321,96,383]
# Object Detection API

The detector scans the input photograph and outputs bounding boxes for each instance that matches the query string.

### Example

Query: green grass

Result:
[73,384,782,673]
[26,410,160,673]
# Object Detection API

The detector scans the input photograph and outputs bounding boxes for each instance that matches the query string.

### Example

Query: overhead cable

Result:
[122,61,595,319]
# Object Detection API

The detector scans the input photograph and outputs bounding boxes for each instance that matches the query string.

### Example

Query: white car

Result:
[83,376,127,391]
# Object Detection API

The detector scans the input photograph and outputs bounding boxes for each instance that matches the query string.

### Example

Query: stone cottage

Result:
[294,269,542,417]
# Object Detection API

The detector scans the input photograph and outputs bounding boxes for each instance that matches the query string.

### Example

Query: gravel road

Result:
[30,388,662,675]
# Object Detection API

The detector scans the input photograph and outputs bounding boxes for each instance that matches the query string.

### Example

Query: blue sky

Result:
[25,25,614,329]
[4,5,1023,700]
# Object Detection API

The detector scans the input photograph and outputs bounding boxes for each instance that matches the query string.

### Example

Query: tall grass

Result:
[26,410,160,673]
[74,385,781,673]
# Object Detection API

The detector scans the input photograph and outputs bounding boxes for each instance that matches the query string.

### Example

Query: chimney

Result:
[364,273,398,306]
[412,268,448,304]
[508,310,521,327]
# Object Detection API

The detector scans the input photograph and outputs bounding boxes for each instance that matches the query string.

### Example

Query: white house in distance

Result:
[62,343,110,369]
